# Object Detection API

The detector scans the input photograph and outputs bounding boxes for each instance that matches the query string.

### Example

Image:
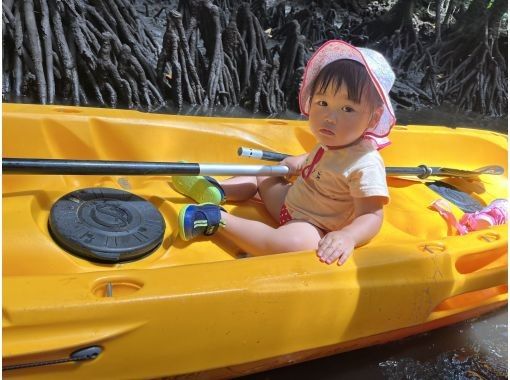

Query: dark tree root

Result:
[234,2,285,113]
[40,0,54,104]
[13,2,24,97]
[78,54,105,107]
[352,0,507,116]
[197,0,229,105]
[417,0,507,116]
[237,3,271,85]
[96,33,128,108]
[157,9,206,109]
[24,0,47,104]
[3,0,165,110]
[49,0,80,105]
[283,4,340,46]
[278,20,306,90]
[158,0,285,114]
[223,17,249,97]
[3,0,506,118]
[0,0,359,114]
[158,23,183,109]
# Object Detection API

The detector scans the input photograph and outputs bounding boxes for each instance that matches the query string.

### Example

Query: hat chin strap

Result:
[325,135,364,150]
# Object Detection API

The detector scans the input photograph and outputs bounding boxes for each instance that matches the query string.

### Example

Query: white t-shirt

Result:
[284,140,389,231]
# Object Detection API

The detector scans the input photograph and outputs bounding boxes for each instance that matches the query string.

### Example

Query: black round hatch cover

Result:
[49,188,165,263]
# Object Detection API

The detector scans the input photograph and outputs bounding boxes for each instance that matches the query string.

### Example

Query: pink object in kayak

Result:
[430,198,508,235]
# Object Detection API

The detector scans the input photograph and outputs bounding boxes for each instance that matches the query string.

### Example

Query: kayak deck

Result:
[3,104,508,275]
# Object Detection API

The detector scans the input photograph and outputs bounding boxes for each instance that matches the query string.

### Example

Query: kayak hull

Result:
[3,104,507,379]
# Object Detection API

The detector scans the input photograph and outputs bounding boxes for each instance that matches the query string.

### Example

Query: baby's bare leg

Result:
[219,176,321,256]
[218,216,323,256]
[219,176,258,201]
[256,176,292,222]
[220,175,291,204]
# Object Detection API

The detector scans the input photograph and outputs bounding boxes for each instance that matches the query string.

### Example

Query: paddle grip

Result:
[237,147,290,162]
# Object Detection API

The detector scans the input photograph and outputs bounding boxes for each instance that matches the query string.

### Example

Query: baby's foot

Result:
[172,175,225,205]
[178,203,226,241]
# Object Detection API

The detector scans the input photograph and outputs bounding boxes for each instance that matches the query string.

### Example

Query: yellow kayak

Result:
[2,103,507,379]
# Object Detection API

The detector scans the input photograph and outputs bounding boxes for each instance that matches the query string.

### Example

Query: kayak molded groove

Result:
[2,103,507,379]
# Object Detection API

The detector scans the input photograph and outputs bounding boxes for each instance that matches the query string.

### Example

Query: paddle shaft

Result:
[237,147,504,178]
[3,156,504,179]
[2,158,290,176]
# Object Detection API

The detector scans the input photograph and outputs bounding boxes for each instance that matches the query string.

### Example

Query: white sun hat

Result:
[299,40,396,149]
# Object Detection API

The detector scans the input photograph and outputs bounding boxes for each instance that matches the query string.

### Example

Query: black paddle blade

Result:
[426,181,484,213]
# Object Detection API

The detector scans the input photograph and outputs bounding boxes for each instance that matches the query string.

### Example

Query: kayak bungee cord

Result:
[2,346,102,371]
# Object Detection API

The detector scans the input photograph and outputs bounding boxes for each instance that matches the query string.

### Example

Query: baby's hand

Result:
[317,231,356,266]
[280,155,306,176]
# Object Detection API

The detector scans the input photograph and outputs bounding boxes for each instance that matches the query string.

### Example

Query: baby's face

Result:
[308,83,380,148]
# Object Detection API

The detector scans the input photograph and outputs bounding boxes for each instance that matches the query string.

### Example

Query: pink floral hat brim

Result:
[299,40,396,149]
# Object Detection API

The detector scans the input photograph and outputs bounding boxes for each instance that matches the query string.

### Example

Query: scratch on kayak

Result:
[58,277,79,286]
[423,287,433,314]
[430,253,445,283]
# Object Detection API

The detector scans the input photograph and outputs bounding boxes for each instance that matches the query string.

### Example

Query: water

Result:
[241,307,507,379]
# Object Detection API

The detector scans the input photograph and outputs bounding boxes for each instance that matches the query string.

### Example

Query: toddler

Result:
[173,40,396,266]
